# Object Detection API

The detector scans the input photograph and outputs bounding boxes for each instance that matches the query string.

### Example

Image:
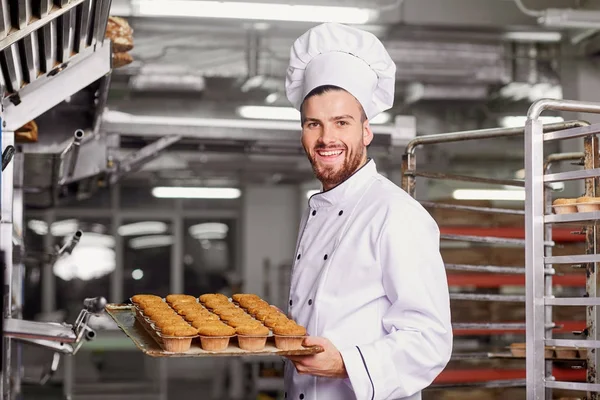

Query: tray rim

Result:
[105,303,324,358]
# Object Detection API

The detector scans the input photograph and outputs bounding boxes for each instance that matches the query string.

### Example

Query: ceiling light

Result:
[152,187,242,199]
[129,235,174,250]
[135,1,374,24]
[132,269,144,280]
[188,223,229,240]
[28,220,48,235]
[118,222,168,236]
[500,116,564,128]
[502,31,562,43]
[237,106,391,125]
[63,233,115,248]
[452,189,526,201]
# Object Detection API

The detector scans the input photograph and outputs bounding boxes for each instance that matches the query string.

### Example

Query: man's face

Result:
[301,90,373,190]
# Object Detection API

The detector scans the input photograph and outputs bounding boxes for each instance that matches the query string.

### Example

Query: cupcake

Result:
[197,324,236,351]
[273,322,307,350]
[131,294,162,304]
[157,324,197,353]
[232,293,260,305]
[236,325,270,351]
[264,314,291,329]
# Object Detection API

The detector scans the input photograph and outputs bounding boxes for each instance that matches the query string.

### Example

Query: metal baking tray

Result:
[105,304,324,357]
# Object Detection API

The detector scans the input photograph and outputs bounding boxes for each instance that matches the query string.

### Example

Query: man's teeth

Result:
[319,150,343,156]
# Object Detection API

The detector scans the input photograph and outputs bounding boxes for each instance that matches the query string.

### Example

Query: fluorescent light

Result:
[51,219,79,237]
[136,1,374,24]
[237,106,391,124]
[188,223,229,240]
[152,187,241,199]
[132,269,144,280]
[28,220,48,235]
[64,233,115,248]
[452,189,526,201]
[130,235,174,250]
[502,31,562,43]
[118,221,168,236]
[500,116,564,128]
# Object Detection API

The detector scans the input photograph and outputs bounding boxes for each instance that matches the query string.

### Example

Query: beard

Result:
[307,144,365,189]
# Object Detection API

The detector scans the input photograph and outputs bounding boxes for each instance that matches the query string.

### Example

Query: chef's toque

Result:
[285,22,396,120]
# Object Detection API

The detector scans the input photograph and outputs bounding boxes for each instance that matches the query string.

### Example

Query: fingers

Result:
[302,336,326,347]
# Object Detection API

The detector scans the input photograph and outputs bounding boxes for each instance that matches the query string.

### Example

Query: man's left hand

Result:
[286,336,348,379]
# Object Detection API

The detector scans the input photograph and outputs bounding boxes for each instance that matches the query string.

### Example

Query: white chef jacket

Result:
[285,159,452,400]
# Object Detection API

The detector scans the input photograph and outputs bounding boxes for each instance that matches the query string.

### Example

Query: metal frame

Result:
[525,99,600,399]
[401,119,589,391]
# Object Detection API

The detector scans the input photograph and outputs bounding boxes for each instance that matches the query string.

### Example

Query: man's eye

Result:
[337,121,348,126]
[308,122,318,128]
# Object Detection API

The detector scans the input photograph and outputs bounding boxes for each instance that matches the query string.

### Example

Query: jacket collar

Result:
[308,159,377,209]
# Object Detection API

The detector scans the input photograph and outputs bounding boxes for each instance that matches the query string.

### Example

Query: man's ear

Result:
[363,122,374,146]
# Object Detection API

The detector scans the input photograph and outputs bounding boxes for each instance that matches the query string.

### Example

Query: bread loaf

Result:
[106,16,134,53]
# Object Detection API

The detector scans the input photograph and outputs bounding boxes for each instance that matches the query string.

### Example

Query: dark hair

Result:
[300,85,367,125]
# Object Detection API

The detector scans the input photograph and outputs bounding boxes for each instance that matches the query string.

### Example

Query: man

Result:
[282,23,453,400]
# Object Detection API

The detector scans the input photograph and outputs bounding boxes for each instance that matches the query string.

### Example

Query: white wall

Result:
[242,185,301,298]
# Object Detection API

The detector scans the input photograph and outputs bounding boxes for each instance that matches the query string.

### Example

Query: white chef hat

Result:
[285,22,396,120]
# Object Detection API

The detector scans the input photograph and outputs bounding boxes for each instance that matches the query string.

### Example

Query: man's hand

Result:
[286,336,348,379]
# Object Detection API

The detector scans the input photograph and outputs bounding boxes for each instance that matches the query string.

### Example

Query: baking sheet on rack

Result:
[105,304,323,357]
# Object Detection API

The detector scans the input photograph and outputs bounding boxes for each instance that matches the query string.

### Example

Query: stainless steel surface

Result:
[525,117,545,399]
[420,201,525,215]
[444,264,525,274]
[0,0,85,53]
[111,135,183,184]
[3,319,76,343]
[3,42,111,131]
[411,170,525,187]
[545,339,600,348]
[545,254,600,264]
[452,322,526,330]
[528,99,600,121]
[544,168,600,183]
[432,379,526,389]
[1,131,13,400]
[545,381,600,392]
[545,211,600,224]
[60,129,84,181]
[545,297,600,306]
[441,234,525,246]
[543,123,600,142]
[449,293,526,302]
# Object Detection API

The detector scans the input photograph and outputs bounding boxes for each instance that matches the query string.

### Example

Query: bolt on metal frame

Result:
[525,99,600,399]
[401,120,589,391]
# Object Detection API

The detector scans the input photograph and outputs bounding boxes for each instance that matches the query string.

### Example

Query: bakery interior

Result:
[4,0,600,399]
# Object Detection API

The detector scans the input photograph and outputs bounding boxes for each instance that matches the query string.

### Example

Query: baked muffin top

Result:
[553,198,577,205]
[236,325,270,336]
[577,196,598,203]
[160,325,197,337]
[273,323,307,336]
[197,324,236,337]
[166,294,196,304]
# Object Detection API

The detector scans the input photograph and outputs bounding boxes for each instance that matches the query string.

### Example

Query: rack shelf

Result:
[448,274,584,288]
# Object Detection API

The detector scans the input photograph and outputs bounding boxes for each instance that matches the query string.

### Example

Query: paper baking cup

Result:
[552,204,578,214]
[198,335,234,351]
[274,335,306,350]
[237,335,269,351]
[576,202,600,212]
[155,331,198,353]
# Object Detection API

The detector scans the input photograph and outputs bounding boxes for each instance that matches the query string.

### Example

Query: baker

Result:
[282,22,453,400]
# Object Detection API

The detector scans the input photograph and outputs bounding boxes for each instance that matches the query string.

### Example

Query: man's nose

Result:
[320,124,337,143]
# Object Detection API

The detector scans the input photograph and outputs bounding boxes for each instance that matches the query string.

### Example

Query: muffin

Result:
[190,319,229,330]
[222,316,262,328]
[264,314,291,329]
[202,298,231,310]
[197,324,236,351]
[273,322,307,350]
[157,324,198,353]
[575,196,600,212]
[166,294,197,305]
[131,294,162,304]
[236,325,270,351]
[232,293,260,304]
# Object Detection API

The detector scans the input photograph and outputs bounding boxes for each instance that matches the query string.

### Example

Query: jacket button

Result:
[324,254,328,260]
[297,254,301,260]
[312,210,316,216]
[339,210,343,216]
[300,395,304,400]
[308,299,313,306]
[284,393,287,399]
[289,299,293,306]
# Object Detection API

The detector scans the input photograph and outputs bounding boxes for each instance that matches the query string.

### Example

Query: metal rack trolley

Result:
[0,1,115,399]
[401,120,589,392]
[525,99,600,399]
